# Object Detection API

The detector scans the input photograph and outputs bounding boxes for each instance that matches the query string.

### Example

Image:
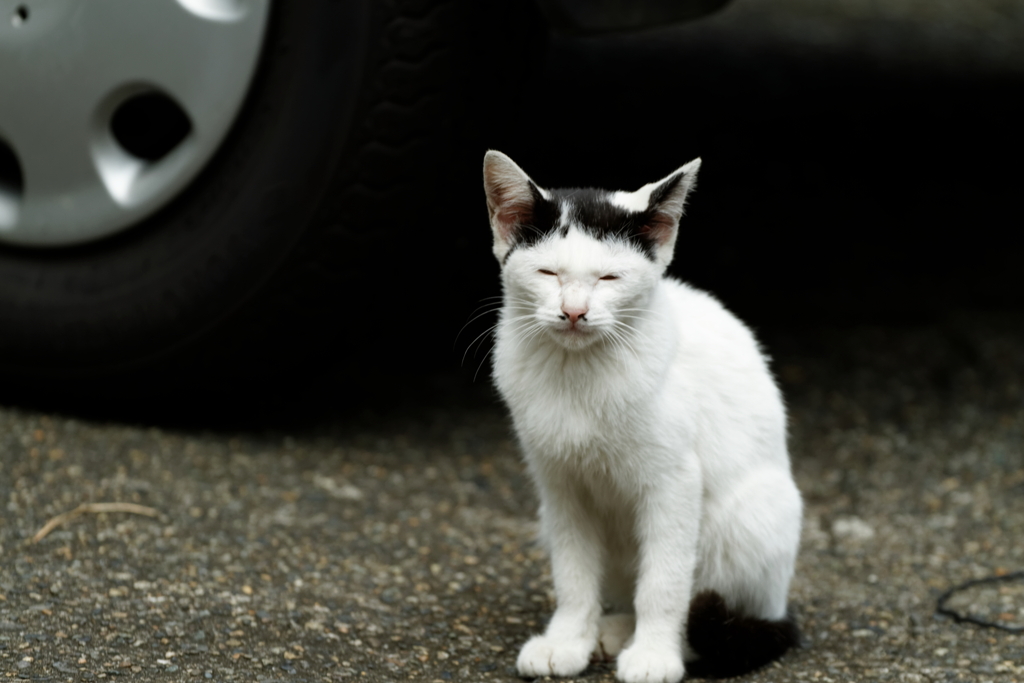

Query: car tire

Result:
[0,0,492,403]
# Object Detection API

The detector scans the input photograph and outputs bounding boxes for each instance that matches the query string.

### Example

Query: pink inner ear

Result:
[495,201,532,241]
[488,174,533,241]
[641,211,676,246]
[485,157,535,243]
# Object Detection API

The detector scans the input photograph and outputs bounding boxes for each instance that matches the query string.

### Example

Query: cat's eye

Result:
[600,274,620,281]
[538,269,557,276]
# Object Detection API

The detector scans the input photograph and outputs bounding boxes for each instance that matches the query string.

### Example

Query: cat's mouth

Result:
[551,321,598,347]
[558,319,590,334]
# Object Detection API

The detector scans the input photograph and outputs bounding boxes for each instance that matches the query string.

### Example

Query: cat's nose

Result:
[560,306,589,325]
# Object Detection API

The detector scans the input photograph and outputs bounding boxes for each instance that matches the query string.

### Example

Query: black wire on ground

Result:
[936,571,1024,633]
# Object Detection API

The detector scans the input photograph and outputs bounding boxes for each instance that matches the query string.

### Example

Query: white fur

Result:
[485,156,801,683]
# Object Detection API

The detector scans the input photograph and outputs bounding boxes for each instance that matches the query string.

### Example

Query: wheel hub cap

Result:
[0,0,270,247]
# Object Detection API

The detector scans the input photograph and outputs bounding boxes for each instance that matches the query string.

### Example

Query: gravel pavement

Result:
[3,312,1024,682]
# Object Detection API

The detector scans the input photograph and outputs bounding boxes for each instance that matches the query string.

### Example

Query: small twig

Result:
[32,502,161,543]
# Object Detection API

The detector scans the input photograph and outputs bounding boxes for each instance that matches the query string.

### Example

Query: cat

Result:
[481,150,803,683]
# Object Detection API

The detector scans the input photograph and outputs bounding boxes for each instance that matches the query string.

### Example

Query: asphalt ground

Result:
[3,311,1024,682]
[4,0,1024,681]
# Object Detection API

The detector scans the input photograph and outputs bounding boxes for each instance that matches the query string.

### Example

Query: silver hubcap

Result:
[0,0,270,247]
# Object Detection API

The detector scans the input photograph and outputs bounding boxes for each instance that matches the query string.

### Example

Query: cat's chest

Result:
[499,355,656,457]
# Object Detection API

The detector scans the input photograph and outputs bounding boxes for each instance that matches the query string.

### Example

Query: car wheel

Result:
[0,0,474,399]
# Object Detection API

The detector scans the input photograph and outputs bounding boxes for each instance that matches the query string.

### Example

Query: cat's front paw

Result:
[615,643,684,683]
[517,634,593,678]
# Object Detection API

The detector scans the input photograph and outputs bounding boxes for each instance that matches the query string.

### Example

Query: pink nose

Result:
[561,306,588,325]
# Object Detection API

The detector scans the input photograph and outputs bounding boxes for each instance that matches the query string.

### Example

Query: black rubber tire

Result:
[0,0,522,405]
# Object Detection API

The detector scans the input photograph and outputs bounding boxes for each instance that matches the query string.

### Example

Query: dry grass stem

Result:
[32,502,161,543]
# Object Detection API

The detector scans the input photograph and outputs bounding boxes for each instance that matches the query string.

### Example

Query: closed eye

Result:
[539,269,557,276]
[599,274,620,281]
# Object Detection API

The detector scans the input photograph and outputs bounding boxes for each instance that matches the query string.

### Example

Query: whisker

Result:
[474,345,496,382]
[455,294,540,348]
[461,324,500,366]
[609,319,652,348]
[469,318,533,376]
[454,306,505,348]
[499,297,538,307]
[475,318,545,381]
[603,328,627,360]
[605,326,640,363]
[516,324,548,349]
[616,308,658,315]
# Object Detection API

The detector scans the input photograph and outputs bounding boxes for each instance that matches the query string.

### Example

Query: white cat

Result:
[482,151,802,683]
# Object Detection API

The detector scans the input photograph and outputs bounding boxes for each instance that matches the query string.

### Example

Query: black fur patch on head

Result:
[685,590,801,679]
[502,186,659,263]
[518,182,561,247]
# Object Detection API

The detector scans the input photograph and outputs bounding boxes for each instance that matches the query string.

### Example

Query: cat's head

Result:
[482,150,700,350]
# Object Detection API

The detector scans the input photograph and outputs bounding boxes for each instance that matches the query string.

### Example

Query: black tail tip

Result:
[685,591,801,680]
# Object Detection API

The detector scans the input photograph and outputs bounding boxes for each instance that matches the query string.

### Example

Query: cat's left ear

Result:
[633,158,701,267]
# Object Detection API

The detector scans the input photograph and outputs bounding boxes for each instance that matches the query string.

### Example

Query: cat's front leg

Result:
[616,461,702,683]
[518,476,603,678]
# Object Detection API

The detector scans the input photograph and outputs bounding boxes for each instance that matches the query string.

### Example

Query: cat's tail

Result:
[684,590,801,680]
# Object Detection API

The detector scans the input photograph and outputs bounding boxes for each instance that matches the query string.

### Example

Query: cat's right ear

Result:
[483,151,544,263]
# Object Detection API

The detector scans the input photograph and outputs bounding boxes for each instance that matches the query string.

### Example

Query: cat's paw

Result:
[593,614,636,661]
[615,643,684,683]
[517,634,593,678]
